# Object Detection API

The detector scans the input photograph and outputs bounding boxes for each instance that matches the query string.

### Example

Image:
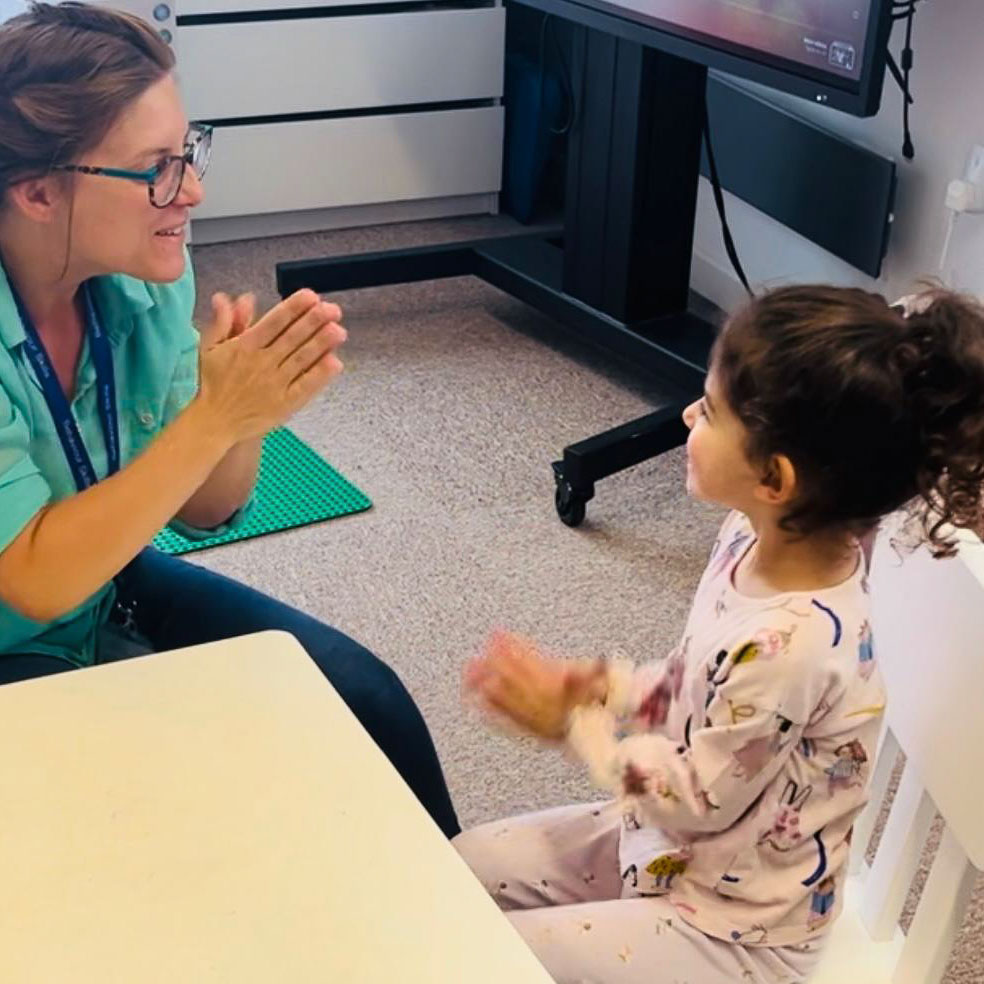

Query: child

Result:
[458,285,984,983]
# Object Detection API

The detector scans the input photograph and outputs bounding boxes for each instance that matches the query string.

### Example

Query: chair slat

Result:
[859,762,935,942]
[892,825,977,984]
[850,727,899,876]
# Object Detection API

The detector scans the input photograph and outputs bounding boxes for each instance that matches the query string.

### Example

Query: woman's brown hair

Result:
[0,1,174,203]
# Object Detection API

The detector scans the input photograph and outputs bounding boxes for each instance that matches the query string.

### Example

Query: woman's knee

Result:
[0,653,77,686]
[348,657,418,733]
[302,633,419,735]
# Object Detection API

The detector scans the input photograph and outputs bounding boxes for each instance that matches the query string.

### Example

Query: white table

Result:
[0,631,553,982]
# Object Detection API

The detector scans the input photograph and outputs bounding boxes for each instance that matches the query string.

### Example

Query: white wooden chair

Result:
[812,515,984,984]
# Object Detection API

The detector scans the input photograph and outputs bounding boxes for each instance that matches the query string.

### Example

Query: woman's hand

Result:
[464,630,608,740]
[201,291,256,347]
[195,288,347,448]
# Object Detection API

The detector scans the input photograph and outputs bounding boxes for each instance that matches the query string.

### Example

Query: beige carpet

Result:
[188,214,982,982]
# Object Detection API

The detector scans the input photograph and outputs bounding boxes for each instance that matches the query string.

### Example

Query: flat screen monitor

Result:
[558,0,895,115]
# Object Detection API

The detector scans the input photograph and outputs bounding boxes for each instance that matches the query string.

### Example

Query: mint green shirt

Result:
[0,250,245,666]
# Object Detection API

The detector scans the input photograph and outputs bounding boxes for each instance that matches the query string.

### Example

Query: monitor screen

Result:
[562,0,892,113]
[608,1,873,83]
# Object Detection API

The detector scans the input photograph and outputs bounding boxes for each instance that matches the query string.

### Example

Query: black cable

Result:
[884,52,913,105]
[703,92,753,297]
[536,14,575,137]
[549,17,577,135]
[884,1,918,159]
[900,3,915,159]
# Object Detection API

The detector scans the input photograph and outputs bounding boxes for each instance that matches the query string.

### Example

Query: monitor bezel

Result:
[521,0,895,117]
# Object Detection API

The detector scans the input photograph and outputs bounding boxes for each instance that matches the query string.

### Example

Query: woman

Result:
[0,1,459,837]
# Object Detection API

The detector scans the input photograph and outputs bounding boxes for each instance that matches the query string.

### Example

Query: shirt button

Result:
[139,411,155,427]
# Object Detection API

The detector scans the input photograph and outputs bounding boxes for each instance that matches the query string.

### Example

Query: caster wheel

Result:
[555,480,587,527]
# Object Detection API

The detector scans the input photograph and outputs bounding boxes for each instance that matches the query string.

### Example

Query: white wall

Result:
[693,0,984,313]
[0,0,26,21]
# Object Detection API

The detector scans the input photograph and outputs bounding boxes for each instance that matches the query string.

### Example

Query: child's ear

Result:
[755,454,797,506]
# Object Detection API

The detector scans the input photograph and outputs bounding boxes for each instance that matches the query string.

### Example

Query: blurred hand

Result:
[464,630,608,740]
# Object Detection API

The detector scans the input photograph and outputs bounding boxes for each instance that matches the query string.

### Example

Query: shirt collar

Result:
[89,272,156,343]
[0,261,25,351]
[0,256,156,350]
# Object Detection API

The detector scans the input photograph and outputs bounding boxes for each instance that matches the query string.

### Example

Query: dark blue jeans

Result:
[0,548,460,838]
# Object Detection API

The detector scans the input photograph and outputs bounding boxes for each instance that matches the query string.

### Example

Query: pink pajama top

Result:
[567,511,886,947]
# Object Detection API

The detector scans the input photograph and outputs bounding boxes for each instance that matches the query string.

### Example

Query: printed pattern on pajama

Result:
[457,511,885,981]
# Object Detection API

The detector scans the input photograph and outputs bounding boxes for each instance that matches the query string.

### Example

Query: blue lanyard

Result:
[12,282,120,491]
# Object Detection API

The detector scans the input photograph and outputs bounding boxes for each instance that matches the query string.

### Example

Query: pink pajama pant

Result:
[453,801,825,984]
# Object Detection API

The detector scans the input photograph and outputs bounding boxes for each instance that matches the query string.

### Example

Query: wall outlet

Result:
[965,144,984,184]
[946,179,984,213]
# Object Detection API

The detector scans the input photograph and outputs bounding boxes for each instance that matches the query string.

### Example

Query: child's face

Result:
[682,370,766,513]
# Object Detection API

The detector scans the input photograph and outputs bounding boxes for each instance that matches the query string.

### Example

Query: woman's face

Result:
[68,73,204,284]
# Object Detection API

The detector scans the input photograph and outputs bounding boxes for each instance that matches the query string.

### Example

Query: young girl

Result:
[459,285,984,983]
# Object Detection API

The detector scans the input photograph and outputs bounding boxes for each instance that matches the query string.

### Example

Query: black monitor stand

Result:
[276,23,718,526]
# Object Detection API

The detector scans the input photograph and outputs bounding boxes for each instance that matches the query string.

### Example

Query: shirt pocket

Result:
[118,399,164,460]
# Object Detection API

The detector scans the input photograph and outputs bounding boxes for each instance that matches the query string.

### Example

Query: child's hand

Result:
[463,630,608,740]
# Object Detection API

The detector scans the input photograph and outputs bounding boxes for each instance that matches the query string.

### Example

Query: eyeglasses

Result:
[52,123,213,209]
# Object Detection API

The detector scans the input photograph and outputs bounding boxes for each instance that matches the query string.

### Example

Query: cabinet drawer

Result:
[177,8,504,120]
[179,0,406,12]
[194,107,504,219]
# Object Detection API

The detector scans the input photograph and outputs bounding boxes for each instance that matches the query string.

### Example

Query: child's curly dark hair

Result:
[713,285,984,556]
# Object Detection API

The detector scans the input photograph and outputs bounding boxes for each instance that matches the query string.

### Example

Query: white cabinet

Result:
[106,0,505,242]
[198,108,505,219]
[178,9,505,119]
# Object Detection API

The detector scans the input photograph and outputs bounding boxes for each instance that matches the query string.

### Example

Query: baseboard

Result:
[190,193,500,245]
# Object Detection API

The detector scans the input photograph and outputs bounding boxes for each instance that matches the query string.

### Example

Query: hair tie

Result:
[891,293,935,319]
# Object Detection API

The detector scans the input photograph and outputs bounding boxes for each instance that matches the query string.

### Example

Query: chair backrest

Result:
[850,513,984,984]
